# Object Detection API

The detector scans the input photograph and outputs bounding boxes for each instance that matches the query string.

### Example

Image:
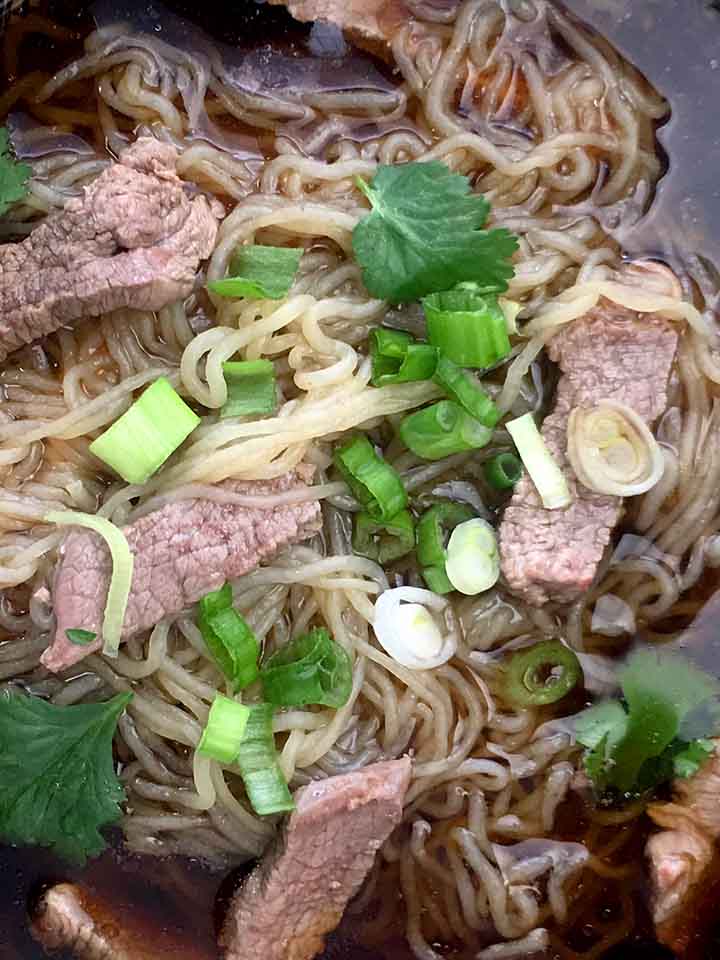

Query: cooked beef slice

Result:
[499,302,678,605]
[0,137,219,362]
[268,0,408,55]
[220,758,412,960]
[43,472,321,672]
[646,744,720,954]
[31,882,212,960]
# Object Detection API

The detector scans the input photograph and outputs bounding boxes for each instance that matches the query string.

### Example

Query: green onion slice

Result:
[400,401,492,461]
[369,328,438,387]
[197,694,251,764]
[198,583,260,691]
[445,518,500,596]
[506,412,571,509]
[423,284,511,369]
[65,628,97,646]
[484,452,523,490]
[416,501,474,569]
[420,565,455,595]
[352,509,415,564]
[506,641,582,707]
[46,511,134,659]
[89,377,200,485]
[221,359,277,419]
[260,627,353,709]
[433,355,499,428]
[333,435,407,521]
[208,244,303,300]
[236,703,295,816]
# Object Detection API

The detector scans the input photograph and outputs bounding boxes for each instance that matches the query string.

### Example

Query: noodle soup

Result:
[0,1,718,958]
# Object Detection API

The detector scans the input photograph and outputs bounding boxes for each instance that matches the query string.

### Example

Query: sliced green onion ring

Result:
[353,509,415,564]
[260,627,353,709]
[445,518,500,596]
[416,501,474,569]
[423,284,511,368]
[334,435,407,521]
[65,628,97,646]
[89,377,200,485]
[506,641,582,707]
[400,401,492,461]
[373,587,455,670]
[433,355,499,428]
[236,703,295,816]
[421,565,455,595]
[197,694,251,764]
[221,359,277,419]
[370,328,438,387]
[198,583,260,691]
[506,412,571,509]
[46,511,134,659]
[484,452,523,490]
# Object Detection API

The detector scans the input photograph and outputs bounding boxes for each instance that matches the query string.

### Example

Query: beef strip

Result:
[43,471,321,673]
[646,743,720,955]
[268,0,410,56]
[220,758,412,960]
[499,302,678,605]
[0,137,219,362]
[31,882,212,960]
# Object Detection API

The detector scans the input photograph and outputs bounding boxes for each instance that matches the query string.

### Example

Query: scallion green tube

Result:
[197,694,250,764]
[236,703,294,816]
[484,452,523,490]
[423,284,511,369]
[369,328,438,387]
[260,627,353,709]
[334,435,407,521]
[221,359,277,419]
[352,509,415,564]
[399,401,492,461]
[433,355,499,428]
[198,583,260,691]
[506,641,582,707]
[416,502,474,569]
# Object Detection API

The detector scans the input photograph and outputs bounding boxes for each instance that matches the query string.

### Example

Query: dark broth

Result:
[1,1,720,958]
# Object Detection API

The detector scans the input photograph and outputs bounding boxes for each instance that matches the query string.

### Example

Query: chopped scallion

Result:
[484,452,523,490]
[433,355,499,428]
[369,328,437,387]
[65,629,97,646]
[421,565,455,595]
[89,377,200,485]
[221,359,277,419]
[423,284,510,369]
[506,413,571,509]
[334,435,407,521]
[236,703,294,816]
[198,583,260,691]
[416,501,474,569]
[260,627,353,709]
[506,641,582,708]
[197,694,251,764]
[445,518,500,595]
[208,245,303,300]
[352,509,415,564]
[45,511,134,659]
[399,401,492,461]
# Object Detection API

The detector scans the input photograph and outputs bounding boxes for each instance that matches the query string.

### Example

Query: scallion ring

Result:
[445,518,500,596]
[484,452,523,490]
[333,435,407,521]
[506,641,582,707]
[373,587,456,670]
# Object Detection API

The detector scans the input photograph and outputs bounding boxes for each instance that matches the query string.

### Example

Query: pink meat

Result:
[220,758,412,960]
[43,472,321,673]
[499,302,678,605]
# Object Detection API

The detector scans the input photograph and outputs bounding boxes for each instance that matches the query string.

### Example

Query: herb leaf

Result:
[352,162,518,303]
[576,649,720,798]
[208,245,303,300]
[0,128,30,217]
[0,691,132,862]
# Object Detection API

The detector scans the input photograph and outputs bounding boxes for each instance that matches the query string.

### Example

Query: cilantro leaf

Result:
[208,245,303,300]
[352,162,518,303]
[575,649,720,799]
[0,128,30,217]
[0,690,132,863]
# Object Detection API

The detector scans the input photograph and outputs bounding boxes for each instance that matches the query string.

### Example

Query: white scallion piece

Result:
[506,412,572,509]
[499,297,523,335]
[445,518,500,595]
[45,510,134,658]
[373,587,456,670]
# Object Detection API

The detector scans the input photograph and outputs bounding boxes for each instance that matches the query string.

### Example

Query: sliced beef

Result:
[43,471,321,673]
[220,758,412,960]
[268,0,410,55]
[31,882,211,960]
[499,302,678,605]
[0,137,219,362]
[646,744,720,955]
